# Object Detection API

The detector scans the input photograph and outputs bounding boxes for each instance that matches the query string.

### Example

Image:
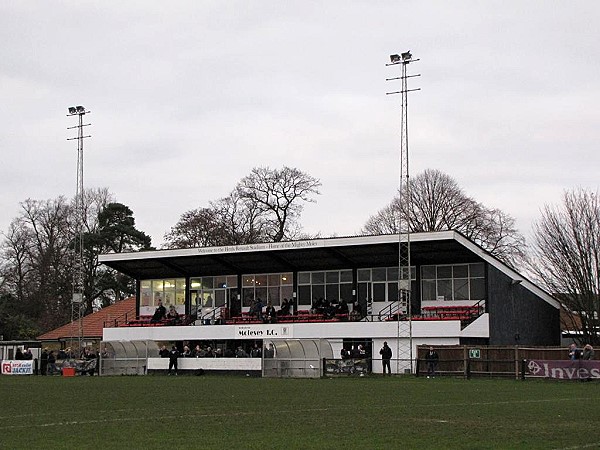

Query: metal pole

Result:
[387,52,420,374]
[67,107,91,355]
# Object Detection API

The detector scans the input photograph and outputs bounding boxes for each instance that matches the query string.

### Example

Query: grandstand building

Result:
[99,231,560,375]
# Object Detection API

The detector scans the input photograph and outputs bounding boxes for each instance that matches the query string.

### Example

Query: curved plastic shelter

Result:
[263,339,334,378]
[99,340,159,376]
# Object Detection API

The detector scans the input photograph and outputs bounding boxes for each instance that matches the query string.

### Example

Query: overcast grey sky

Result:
[1,1,598,246]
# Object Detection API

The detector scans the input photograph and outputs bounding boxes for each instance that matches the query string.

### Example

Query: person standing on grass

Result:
[47,351,57,375]
[380,342,392,375]
[40,348,48,376]
[426,347,439,378]
[168,345,179,375]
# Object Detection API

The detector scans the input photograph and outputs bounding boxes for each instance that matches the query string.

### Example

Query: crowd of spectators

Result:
[340,344,367,360]
[310,297,350,319]
[158,341,269,360]
[244,296,352,324]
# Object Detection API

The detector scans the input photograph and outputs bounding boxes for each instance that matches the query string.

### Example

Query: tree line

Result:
[0,166,598,344]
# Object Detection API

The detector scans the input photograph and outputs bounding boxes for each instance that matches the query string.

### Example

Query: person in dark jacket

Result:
[380,342,392,375]
[264,302,277,324]
[425,347,439,378]
[168,346,179,375]
[47,351,57,375]
[40,349,49,376]
[151,299,167,323]
[568,343,581,360]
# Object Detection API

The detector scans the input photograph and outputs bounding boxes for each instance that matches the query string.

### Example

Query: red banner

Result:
[527,359,600,380]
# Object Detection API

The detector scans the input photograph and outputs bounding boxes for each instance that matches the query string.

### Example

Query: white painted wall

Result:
[147,357,260,371]
[104,319,477,342]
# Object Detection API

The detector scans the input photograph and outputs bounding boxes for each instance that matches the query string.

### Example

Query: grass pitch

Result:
[1,375,599,449]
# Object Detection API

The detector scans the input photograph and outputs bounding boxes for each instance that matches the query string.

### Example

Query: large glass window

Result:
[420,263,485,302]
[190,275,238,310]
[240,272,292,307]
[297,269,353,306]
[140,278,186,309]
[356,266,416,302]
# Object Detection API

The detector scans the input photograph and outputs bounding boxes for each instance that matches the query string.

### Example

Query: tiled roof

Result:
[38,297,136,341]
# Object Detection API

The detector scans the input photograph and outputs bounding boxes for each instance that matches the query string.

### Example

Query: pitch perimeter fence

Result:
[414,345,567,380]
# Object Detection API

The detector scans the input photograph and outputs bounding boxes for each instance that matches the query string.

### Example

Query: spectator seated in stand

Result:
[323,299,337,319]
[279,298,290,316]
[336,299,349,319]
[182,345,192,357]
[311,297,326,314]
[264,302,277,324]
[159,345,169,357]
[250,298,264,320]
[166,305,181,325]
[151,299,167,323]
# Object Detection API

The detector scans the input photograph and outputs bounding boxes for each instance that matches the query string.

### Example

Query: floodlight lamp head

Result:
[390,54,401,63]
[68,107,77,114]
[401,51,412,61]
[76,106,85,113]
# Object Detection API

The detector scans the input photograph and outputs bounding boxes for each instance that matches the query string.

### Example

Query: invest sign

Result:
[527,359,600,380]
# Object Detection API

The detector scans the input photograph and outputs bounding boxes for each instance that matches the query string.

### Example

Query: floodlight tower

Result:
[67,106,91,353]
[386,51,420,374]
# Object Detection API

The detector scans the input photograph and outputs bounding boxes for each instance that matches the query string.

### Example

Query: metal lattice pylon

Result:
[386,52,420,374]
[67,106,91,353]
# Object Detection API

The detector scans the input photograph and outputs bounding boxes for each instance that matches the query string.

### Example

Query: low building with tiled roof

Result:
[38,297,136,346]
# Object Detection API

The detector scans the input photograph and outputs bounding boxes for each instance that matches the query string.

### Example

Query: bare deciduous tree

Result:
[210,192,269,245]
[236,166,321,242]
[531,188,600,345]
[164,208,226,248]
[14,197,74,330]
[362,169,525,266]
[165,167,321,248]
[0,189,150,336]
